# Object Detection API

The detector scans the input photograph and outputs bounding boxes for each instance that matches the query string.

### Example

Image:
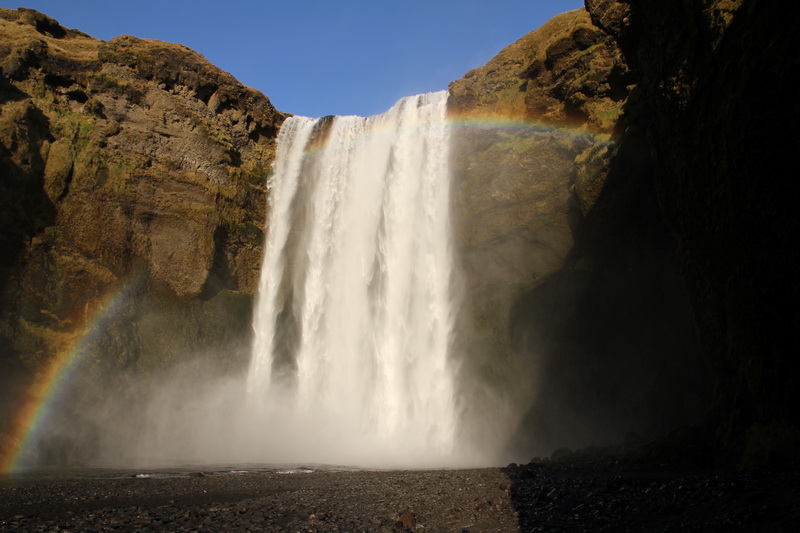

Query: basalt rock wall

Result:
[0,8,284,404]
[585,0,800,465]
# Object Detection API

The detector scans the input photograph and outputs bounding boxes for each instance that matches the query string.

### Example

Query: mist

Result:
[8,96,709,475]
[14,91,507,471]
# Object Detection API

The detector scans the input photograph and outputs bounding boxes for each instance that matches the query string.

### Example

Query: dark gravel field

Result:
[0,467,517,532]
[2,459,799,532]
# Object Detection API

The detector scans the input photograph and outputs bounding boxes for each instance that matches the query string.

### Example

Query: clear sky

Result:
[2,1,585,117]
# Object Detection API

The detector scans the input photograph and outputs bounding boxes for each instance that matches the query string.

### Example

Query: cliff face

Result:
[447,9,624,452]
[449,0,797,464]
[585,0,800,464]
[447,9,705,457]
[0,9,284,386]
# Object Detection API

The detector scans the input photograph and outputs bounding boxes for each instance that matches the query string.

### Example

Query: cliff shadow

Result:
[504,93,713,458]
[0,102,55,393]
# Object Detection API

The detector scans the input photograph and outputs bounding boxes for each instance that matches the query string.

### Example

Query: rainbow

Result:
[298,111,615,157]
[447,113,613,138]
[0,274,144,475]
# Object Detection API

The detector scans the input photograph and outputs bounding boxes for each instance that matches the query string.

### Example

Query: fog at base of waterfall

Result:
[18,92,500,471]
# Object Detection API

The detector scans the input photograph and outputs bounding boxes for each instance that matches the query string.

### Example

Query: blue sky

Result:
[3,1,585,117]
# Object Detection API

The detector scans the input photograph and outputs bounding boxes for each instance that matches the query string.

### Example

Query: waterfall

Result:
[246,91,459,466]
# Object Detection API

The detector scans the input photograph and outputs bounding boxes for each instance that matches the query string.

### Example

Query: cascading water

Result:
[246,91,460,466]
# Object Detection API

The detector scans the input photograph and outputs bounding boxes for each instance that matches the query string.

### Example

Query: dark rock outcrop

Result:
[0,7,284,443]
[584,0,800,465]
[449,11,619,454]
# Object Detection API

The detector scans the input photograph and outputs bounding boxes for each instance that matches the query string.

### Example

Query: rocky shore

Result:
[2,459,799,532]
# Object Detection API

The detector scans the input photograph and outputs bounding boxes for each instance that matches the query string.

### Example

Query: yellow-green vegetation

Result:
[52,108,94,145]
[203,121,234,152]
[89,73,120,91]
[592,100,624,131]
[449,8,629,134]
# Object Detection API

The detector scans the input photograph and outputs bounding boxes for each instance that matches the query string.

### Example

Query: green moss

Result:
[497,137,536,155]
[51,109,95,153]
[595,102,624,130]
[202,121,234,151]
[89,73,121,92]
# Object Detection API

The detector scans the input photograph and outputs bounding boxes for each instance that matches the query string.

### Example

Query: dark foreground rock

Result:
[509,460,800,532]
[2,463,799,532]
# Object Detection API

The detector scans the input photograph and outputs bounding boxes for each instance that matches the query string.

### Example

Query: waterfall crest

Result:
[246,91,459,466]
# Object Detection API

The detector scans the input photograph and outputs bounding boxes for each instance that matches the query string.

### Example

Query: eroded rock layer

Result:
[0,9,284,395]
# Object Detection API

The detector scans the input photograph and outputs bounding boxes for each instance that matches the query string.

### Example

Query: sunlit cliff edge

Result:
[0,8,285,379]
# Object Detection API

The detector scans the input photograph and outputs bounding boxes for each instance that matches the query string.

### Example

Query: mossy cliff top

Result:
[449,8,629,132]
[0,8,285,377]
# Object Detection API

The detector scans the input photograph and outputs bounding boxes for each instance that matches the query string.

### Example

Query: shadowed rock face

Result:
[448,9,630,302]
[585,0,800,465]
[447,9,706,459]
[0,8,285,387]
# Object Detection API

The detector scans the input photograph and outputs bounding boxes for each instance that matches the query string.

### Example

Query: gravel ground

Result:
[2,460,799,532]
[505,459,800,532]
[0,467,517,532]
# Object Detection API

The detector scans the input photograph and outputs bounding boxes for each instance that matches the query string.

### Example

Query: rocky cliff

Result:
[584,0,800,465]
[0,8,284,412]
[448,9,706,457]
[448,0,798,466]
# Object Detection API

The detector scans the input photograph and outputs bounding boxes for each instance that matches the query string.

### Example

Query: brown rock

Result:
[0,8,285,381]
[395,509,416,529]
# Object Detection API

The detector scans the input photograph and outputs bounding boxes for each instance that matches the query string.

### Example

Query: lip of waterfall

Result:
[245,91,461,467]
